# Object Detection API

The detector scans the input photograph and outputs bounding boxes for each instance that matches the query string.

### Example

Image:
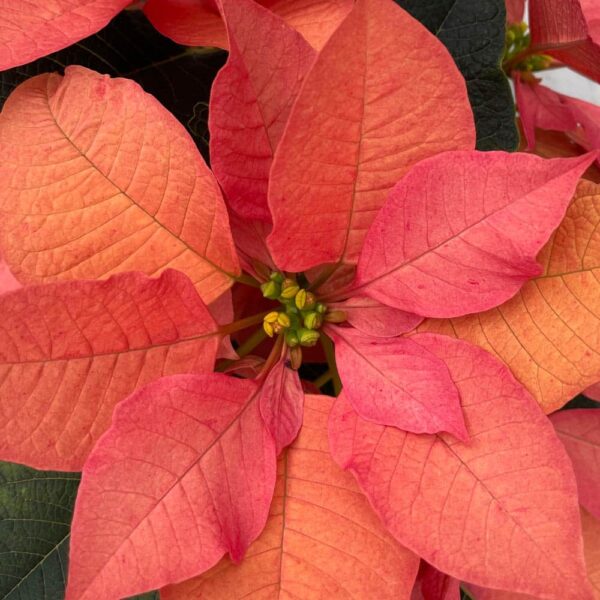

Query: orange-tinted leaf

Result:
[551,409,600,519]
[330,336,590,598]
[66,373,276,600]
[267,0,475,272]
[144,0,351,51]
[161,394,420,599]
[0,270,220,471]
[419,179,600,413]
[210,0,315,221]
[0,0,130,70]
[0,66,239,304]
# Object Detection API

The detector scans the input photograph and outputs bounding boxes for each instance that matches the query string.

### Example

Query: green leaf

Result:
[0,461,79,600]
[0,9,225,161]
[395,0,519,151]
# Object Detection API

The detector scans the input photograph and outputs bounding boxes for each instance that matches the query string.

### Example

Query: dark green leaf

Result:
[0,461,79,600]
[0,9,226,161]
[396,0,519,151]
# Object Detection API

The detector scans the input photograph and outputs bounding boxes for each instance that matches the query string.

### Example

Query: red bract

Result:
[529,0,600,82]
[0,0,598,597]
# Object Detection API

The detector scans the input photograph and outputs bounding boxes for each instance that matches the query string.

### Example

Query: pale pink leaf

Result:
[330,296,423,337]
[327,326,467,439]
[329,335,591,598]
[267,0,475,272]
[551,409,600,520]
[355,151,597,318]
[66,373,276,600]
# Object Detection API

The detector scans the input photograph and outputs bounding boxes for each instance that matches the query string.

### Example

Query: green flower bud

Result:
[298,328,320,347]
[304,292,317,308]
[269,271,284,283]
[261,280,281,299]
[315,302,327,314]
[303,311,322,330]
[285,329,299,348]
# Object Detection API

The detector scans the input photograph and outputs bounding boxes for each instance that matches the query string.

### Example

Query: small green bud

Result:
[304,292,317,308]
[269,271,284,283]
[298,328,320,347]
[303,311,322,330]
[261,280,280,299]
[280,278,300,299]
[295,289,307,309]
[315,302,327,314]
[285,329,299,348]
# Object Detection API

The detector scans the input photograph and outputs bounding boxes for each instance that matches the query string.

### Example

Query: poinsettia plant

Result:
[1,0,600,598]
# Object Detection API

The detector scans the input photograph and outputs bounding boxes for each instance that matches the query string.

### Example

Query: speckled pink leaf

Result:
[210,0,315,221]
[329,335,591,598]
[327,327,467,439]
[330,296,423,337]
[66,373,276,600]
[0,0,130,70]
[267,0,475,272]
[259,356,304,454]
[355,151,597,318]
[0,270,221,471]
[0,256,20,295]
[551,409,600,520]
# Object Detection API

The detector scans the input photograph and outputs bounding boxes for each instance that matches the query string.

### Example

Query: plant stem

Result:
[258,335,285,380]
[235,272,261,288]
[313,370,333,389]
[236,328,267,358]
[502,40,583,73]
[218,312,266,335]
[320,334,342,396]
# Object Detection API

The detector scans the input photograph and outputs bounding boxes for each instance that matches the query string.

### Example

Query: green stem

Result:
[218,312,266,335]
[320,334,342,396]
[503,40,583,73]
[237,329,267,358]
[313,370,333,389]
[258,335,284,380]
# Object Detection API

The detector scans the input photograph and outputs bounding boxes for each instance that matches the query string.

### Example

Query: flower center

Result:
[260,272,327,349]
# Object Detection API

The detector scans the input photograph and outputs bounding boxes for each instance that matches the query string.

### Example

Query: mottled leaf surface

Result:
[267,0,475,272]
[161,395,420,599]
[420,179,600,413]
[0,9,226,161]
[67,374,276,600]
[0,461,79,600]
[330,336,590,598]
[396,0,518,150]
[356,151,595,318]
[0,0,129,70]
[0,66,239,303]
[0,270,220,471]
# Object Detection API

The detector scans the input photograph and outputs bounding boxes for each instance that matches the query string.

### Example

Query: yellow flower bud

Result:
[263,321,274,337]
[303,311,322,330]
[277,312,291,328]
[295,289,307,309]
[264,311,279,324]
[280,278,300,299]
[298,328,320,347]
